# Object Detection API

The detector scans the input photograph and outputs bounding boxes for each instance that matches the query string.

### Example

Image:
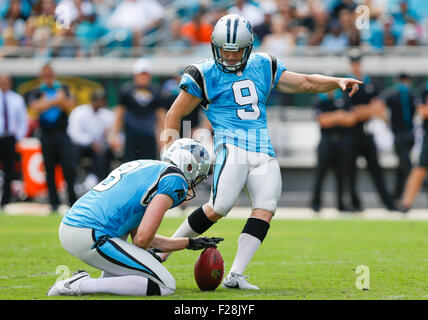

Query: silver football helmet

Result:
[211,14,254,73]
[161,138,213,200]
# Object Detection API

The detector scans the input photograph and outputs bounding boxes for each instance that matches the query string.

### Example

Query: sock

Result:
[79,275,173,296]
[171,218,200,239]
[187,206,215,235]
[228,217,270,276]
[161,206,215,261]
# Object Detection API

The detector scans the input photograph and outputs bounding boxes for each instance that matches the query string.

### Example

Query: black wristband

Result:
[187,237,193,249]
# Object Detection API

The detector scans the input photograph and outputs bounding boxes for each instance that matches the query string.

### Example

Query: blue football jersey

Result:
[179,52,287,157]
[62,160,188,237]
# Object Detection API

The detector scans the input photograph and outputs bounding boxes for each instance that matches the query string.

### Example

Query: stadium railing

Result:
[2,45,428,76]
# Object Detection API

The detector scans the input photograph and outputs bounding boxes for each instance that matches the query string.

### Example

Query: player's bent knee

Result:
[251,208,275,222]
[204,203,228,220]
[159,285,175,296]
[252,200,278,216]
[212,204,233,217]
[210,199,235,217]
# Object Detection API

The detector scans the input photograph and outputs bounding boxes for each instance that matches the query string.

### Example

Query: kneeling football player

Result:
[47,139,223,296]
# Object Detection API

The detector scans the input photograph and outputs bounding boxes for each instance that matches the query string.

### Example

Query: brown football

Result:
[194,247,224,291]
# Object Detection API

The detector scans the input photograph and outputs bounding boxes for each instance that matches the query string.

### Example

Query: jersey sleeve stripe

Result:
[183,65,208,102]
[139,165,186,206]
[268,54,278,90]
[159,173,186,184]
[160,165,186,179]
[182,72,202,92]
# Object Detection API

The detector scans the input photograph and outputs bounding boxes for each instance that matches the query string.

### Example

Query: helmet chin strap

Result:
[211,43,252,74]
[185,173,207,201]
[221,60,244,71]
[185,187,196,201]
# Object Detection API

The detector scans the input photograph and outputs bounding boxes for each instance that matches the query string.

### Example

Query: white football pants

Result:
[58,222,176,295]
[208,144,282,216]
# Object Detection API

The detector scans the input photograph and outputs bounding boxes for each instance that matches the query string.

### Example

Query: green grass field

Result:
[0,214,427,300]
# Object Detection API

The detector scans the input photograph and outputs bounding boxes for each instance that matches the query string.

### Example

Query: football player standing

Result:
[161,14,362,289]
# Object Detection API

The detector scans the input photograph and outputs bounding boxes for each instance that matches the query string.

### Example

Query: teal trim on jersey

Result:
[95,238,164,285]
[99,240,151,273]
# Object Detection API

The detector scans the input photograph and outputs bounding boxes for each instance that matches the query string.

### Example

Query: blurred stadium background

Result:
[2,0,428,215]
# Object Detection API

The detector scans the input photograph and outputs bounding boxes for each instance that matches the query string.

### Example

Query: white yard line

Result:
[3,203,428,221]
[168,206,428,221]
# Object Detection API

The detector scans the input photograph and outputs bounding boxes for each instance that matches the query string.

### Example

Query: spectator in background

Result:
[364,14,401,50]
[31,25,52,58]
[0,0,31,20]
[392,0,418,29]
[401,19,420,45]
[26,0,59,43]
[74,10,108,57]
[228,0,265,28]
[400,83,428,212]
[382,15,400,46]
[55,0,94,26]
[331,0,357,19]
[338,8,360,46]
[159,18,192,54]
[107,0,164,48]
[306,2,330,46]
[1,0,29,45]
[174,0,202,20]
[0,73,28,210]
[379,73,416,203]
[208,2,228,25]
[181,9,213,46]
[320,20,349,54]
[261,13,295,56]
[0,27,21,58]
[252,0,277,44]
[110,58,166,162]
[363,0,388,18]
[27,63,77,213]
[67,88,114,187]
[51,26,81,57]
